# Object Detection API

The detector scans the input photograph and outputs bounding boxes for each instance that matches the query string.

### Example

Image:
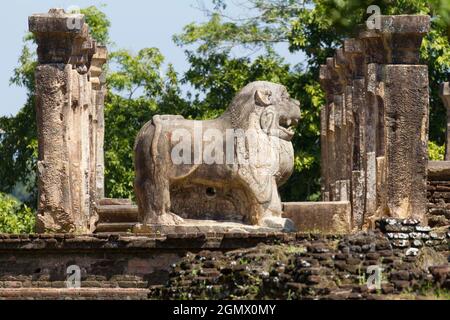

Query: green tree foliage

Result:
[0,37,37,204]
[429,141,445,160]
[0,193,35,233]
[81,6,111,45]
[105,49,185,198]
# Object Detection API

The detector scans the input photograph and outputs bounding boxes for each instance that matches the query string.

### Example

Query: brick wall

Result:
[0,222,448,300]
[427,181,450,227]
[426,161,450,227]
[154,219,449,300]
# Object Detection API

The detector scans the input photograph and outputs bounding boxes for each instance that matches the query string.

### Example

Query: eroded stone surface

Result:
[30,9,107,233]
[133,219,296,234]
[283,202,351,234]
[152,226,449,300]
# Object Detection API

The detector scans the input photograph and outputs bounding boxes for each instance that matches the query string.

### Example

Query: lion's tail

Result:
[134,119,156,177]
[134,119,157,219]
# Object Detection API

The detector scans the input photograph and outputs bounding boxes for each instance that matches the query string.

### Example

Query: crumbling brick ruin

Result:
[0,10,448,300]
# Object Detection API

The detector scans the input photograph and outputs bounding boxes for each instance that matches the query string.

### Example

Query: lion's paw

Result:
[157,212,185,225]
[260,216,296,232]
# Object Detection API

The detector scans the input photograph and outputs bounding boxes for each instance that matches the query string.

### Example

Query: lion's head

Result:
[222,81,301,141]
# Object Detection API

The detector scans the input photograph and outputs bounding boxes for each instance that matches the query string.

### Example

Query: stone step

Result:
[0,280,148,289]
[0,288,149,300]
[96,204,138,223]
[98,198,133,206]
[95,222,136,233]
[428,161,450,181]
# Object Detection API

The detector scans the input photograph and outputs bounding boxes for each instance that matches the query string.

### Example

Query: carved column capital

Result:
[359,15,430,64]
[90,46,108,90]
[335,48,352,84]
[29,8,96,72]
[319,64,334,100]
[343,38,364,79]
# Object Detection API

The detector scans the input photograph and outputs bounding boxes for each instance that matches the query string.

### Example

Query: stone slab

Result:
[282,201,351,234]
[29,9,85,34]
[428,161,450,181]
[0,288,149,300]
[133,219,294,234]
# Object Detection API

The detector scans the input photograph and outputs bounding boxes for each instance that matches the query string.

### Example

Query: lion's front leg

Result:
[257,178,297,232]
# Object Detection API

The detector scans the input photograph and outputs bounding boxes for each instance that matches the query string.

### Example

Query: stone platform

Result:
[95,200,352,234]
[0,222,448,300]
[0,231,295,300]
[133,218,296,234]
[0,288,149,300]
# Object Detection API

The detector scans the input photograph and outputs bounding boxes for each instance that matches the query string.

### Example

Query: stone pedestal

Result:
[30,9,107,233]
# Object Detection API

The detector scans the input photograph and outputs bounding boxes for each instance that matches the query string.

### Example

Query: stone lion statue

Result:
[134,81,300,231]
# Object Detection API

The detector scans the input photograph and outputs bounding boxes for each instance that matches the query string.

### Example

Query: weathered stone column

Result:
[320,15,430,229]
[334,51,352,202]
[89,46,108,207]
[343,38,366,230]
[331,58,348,201]
[440,82,450,160]
[319,102,330,201]
[319,65,333,201]
[320,59,345,201]
[29,9,107,233]
[360,15,430,223]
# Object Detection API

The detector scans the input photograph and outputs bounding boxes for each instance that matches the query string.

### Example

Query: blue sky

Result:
[0,0,304,117]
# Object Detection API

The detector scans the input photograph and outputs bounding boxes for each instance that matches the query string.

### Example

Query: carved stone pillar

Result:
[320,15,430,228]
[320,59,345,201]
[440,82,450,160]
[335,50,353,202]
[29,9,107,233]
[343,38,366,230]
[90,47,108,204]
[319,103,330,201]
[319,66,333,201]
[360,15,430,223]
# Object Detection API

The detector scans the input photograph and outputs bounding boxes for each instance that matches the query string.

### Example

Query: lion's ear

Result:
[255,89,272,107]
